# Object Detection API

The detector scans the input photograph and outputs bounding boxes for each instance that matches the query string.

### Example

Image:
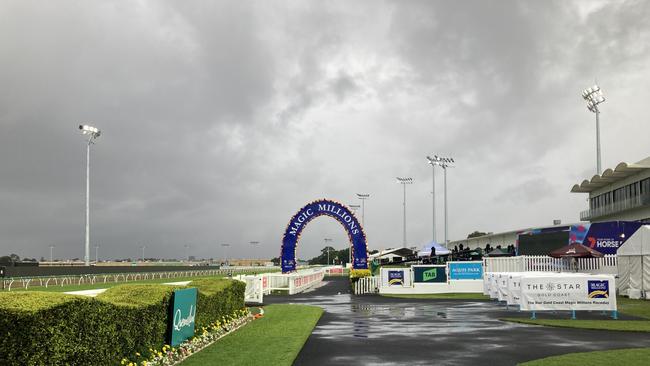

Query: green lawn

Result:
[381,293,489,300]
[519,348,650,366]
[502,296,650,332]
[181,304,323,366]
[512,298,650,365]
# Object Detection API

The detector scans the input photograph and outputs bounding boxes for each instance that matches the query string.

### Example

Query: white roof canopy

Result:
[570,157,650,193]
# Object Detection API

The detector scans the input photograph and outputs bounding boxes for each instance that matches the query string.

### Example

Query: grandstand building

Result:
[449,156,650,254]
[571,157,650,223]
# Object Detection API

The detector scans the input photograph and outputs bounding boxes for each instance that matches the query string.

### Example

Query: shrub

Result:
[0,279,244,365]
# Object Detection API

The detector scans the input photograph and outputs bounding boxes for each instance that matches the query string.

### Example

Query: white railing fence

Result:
[483,255,617,274]
[354,276,379,295]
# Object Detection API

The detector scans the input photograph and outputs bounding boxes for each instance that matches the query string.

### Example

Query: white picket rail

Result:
[354,276,379,294]
[483,255,617,274]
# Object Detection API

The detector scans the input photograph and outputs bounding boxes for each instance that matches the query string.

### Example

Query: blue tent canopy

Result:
[417,241,451,257]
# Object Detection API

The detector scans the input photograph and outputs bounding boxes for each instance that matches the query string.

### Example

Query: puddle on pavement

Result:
[285,293,526,340]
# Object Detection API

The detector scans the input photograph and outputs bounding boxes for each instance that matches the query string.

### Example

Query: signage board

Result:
[448,262,483,280]
[380,268,411,287]
[413,266,447,283]
[168,288,198,346]
[520,275,616,311]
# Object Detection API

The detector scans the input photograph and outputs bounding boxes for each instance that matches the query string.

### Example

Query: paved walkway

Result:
[265,277,650,366]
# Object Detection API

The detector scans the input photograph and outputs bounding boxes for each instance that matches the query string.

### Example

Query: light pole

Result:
[582,84,606,174]
[79,124,101,266]
[221,243,230,265]
[250,241,259,264]
[440,158,455,248]
[95,245,99,263]
[396,177,413,247]
[49,245,55,262]
[356,193,370,228]
[324,238,332,265]
[184,244,190,262]
[140,245,146,262]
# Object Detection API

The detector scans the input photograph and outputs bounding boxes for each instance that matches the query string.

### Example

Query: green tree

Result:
[467,231,487,239]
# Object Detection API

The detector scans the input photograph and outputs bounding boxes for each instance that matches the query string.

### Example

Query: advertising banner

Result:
[381,268,411,287]
[413,266,447,283]
[168,288,198,347]
[448,262,483,280]
[570,221,643,255]
[520,275,616,311]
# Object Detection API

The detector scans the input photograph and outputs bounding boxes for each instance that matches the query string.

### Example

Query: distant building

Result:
[571,157,650,223]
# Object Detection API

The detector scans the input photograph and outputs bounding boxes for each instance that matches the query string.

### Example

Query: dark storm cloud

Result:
[1,1,650,261]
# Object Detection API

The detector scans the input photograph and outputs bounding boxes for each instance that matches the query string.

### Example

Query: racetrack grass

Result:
[180,304,323,366]
[518,347,650,366]
[502,296,650,332]
[503,318,650,332]
[381,292,489,300]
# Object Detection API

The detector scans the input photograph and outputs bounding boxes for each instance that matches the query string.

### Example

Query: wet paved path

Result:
[264,277,650,366]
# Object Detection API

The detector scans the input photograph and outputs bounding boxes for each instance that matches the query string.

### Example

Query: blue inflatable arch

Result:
[281,199,369,273]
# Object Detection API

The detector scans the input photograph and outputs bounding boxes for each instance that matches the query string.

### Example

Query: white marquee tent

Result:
[617,225,650,298]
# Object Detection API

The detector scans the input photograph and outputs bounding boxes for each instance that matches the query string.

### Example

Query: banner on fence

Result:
[520,275,616,311]
[168,288,198,346]
[448,262,483,280]
[413,266,447,283]
[381,268,411,287]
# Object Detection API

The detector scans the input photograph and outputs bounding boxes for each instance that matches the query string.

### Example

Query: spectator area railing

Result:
[483,255,617,274]
[1,266,280,291]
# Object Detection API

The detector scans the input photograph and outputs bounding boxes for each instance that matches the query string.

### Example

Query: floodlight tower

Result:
[221,243,230,265]
[184,244,190,262]
[581,84,606,174]
[140,245,146,262]
[324,238,333,265]
[49,244,55,262]
[79,124,101,266]
[426,155,441,243]
[356,193,370,227]
[440,158,455,248]
[396,177,413,247]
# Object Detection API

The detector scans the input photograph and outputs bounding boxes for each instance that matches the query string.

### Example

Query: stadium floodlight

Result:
[396,177,413,247]
[221,243,230,265]
[324,238,333,265]
[427,155,454,246]
[78,124,101,266]
[581,84,606,174]
[356,193,370,228]
[439,159,455,248]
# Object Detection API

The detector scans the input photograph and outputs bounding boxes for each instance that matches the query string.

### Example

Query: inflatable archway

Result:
[281,199,368,273]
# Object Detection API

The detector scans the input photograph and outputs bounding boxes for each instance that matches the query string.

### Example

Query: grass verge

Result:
[381,293,489,300]
[180,304,323,366]
[502,296,650,332]
[518,348,650,366]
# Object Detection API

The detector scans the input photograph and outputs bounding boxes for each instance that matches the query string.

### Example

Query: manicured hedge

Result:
[0,279,245,366]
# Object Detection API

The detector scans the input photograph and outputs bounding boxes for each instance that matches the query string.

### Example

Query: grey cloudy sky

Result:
[2,0,650,261]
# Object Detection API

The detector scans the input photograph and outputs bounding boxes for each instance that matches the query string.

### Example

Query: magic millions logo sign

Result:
[281,199,369,273]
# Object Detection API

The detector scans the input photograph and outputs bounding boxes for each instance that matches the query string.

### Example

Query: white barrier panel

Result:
[520,274,616,311]
[288,269,325,295]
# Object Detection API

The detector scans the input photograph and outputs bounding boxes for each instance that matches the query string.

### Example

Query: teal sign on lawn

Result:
[169,288,197,346]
